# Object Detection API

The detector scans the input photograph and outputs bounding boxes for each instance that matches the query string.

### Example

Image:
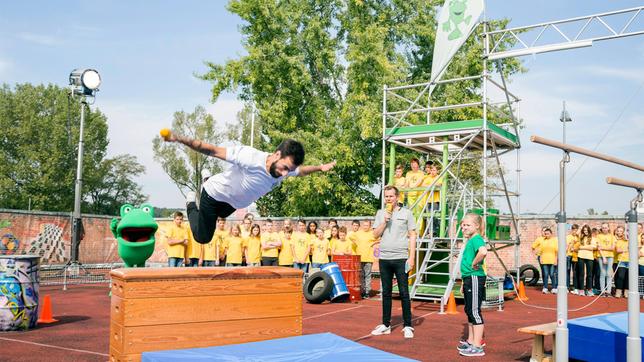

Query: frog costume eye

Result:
[120,204,134,217]
[140,203,154,217]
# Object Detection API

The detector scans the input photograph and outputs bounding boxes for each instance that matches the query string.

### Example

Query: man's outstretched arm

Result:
[298,161,336,176]
[165,132,226,160]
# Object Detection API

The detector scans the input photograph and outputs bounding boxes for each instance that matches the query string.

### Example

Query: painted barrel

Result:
[0,255,40,331]
[321,262,349,301]
[332,255,362,302]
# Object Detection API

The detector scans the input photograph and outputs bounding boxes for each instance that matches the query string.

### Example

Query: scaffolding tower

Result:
[381,21,521,311]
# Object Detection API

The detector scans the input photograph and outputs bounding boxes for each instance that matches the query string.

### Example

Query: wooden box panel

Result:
[111,292,302,326]
[112,315,302,354]
[109,267,303,359]
[112,276,301,299]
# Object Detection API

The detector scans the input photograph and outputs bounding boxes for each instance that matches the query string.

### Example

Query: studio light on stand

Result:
[66,68,101,284]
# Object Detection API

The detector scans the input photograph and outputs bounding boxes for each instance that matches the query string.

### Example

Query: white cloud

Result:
[0,58,11,77]
[580,65,644,83]
[17,32,63,46]
[204,98,244,126]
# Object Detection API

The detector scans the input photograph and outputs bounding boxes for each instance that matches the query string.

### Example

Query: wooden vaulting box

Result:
[109,267,303,362]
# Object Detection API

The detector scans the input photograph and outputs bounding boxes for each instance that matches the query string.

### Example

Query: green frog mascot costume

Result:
[110,204,158,267]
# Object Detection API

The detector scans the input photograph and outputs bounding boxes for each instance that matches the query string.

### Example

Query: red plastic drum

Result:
[332,254,361,291]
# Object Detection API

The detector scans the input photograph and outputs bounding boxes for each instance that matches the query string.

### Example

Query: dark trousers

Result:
[592,259,601,290]
[261,257,279,266]
[463,275,486,325]
[187,191,236,244]
[379,259,412,328]
[615,265,629,291]
[577,258,593,290]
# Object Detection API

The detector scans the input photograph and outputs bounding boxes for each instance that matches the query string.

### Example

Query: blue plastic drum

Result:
[321,262,349,301]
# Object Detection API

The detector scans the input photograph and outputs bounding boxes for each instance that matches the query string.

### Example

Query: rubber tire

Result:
[303,271,334,304]
[519,264,540,286]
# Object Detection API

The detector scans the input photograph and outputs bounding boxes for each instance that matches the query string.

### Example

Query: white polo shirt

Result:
[202,145,299,209]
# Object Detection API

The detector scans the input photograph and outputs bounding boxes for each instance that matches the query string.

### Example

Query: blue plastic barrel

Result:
[321,262,349,301]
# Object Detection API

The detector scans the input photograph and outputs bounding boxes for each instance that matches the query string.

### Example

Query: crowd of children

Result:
[532,222,644,298]
[164,212,380,299]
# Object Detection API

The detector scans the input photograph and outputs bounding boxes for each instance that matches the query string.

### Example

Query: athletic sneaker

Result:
[552,288,558,294]
[457,340,471,352]
[186,191,196,203]
[371,324,391,335]
[459,345,485,357]
[402,326,414,339]
[542,288,549,294]
[586,290,593,297]
[572,289,579,295]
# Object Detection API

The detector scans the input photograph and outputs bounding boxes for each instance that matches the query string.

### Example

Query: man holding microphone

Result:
[370,185,417,339]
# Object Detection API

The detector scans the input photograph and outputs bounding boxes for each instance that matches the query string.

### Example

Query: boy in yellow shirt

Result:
[332,226,354,255]
[244,224,262,267]
[261,219,281,266]
[291,219,312,272]
[392,165,406,205]
[278,226,294,267]
[166,212,189,267]
[538,228,558,294]
[311,228,331,268]
[596,223,616,296]
[347,220,361,254]
[352,219,379,299]
[405,158,425,216]
[223,224,244,266]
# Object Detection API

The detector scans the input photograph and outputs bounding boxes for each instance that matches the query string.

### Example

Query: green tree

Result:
[201,0,522,216]
[152,105,227,198]
[0,83,147,214]
[84,155,147,215]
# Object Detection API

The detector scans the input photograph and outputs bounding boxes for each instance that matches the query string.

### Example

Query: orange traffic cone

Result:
[446,291,458,315]
[517,281,529,301]
[38,294,58,324]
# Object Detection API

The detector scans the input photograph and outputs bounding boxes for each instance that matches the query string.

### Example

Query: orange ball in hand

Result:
[160,128,171,140]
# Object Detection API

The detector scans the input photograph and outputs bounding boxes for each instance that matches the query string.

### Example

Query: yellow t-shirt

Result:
[639,245,644,266]
[244,236,262,264]
[393,176,406,203]
[279,236,294,266]
[596,233,616,258]
[203,239,218,262]
[353,230,377,263]
[615,237,629,262]
[405,170,425,201]
[420,175,441,204]
[332,238,353,255]
[241,228,251,239]
[539,237,558,265]
[261,232,281,258]
[224,235,244,264]
[531,236,544,256]
[577,237,596,260]
[165,224,189,258]
[566,234,577,258]
[291,232,311,263]
[311,237,330,264]
[213,229,229,258]
[185,227,202,259]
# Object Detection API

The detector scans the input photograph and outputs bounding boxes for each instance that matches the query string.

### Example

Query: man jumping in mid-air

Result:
[163,131,335,244]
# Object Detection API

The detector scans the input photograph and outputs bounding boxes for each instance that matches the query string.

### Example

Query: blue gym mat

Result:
[569,311,644,362]
[141,332,418,361]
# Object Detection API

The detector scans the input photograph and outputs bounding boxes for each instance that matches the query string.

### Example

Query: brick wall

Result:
[0,209,636,274]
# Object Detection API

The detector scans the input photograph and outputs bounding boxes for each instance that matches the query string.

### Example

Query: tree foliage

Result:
[152,105,227,197]
[0,83,147,214]
[201,0,522,216]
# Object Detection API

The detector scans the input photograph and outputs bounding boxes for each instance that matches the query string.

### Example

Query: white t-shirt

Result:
[202,145,299,209]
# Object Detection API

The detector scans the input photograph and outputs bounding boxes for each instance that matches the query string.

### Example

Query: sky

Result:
[1,1,643,216]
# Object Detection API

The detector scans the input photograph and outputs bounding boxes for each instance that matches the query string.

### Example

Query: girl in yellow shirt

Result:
[596,223,615,296]
[538,228,558,294]
[392,165,406,205]
[278,227,294,267]
[244,224,262,266]
[332,226,353,255]
[566,224,579,294]
[576,225,596,296]
[224,225,244,266]
[613,226,629,298]
[405,158,425,215]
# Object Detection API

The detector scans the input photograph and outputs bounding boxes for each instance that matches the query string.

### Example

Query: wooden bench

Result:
[517,322,556,362]
[109,267,303,361]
